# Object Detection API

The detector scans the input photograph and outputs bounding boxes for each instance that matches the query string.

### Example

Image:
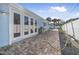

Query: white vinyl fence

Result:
[62,19,79,40]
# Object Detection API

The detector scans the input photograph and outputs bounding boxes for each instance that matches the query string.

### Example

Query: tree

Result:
[46,17,52,22]
[52,18,63,28]
[52,18,58,25]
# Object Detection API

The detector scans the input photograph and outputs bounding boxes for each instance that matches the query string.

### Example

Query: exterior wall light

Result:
[0,11,9,15]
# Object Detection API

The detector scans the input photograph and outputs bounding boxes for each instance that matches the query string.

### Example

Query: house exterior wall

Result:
[44,24,49,31]
[0,3,49,48]
[9,4,42,44]
[37,19,44,28]
[0,4,9,47]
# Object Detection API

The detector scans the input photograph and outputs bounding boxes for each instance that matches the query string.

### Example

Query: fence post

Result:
[71,21,75,37]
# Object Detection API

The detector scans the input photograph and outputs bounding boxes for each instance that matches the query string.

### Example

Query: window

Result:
[24,32,28,35]
[14,13,20,37]
[14,33,20,37]
[24,16,29,35]
[35,28,37,32]
[30,29,33,33]
[35,20,37,26]
[14,13,20,24]
[31,18,33,25]
[24,16,29,25]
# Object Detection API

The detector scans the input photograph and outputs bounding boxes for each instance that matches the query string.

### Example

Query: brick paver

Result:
[0,30,61,55]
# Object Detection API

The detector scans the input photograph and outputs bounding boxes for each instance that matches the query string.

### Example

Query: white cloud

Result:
[49,6,67,12]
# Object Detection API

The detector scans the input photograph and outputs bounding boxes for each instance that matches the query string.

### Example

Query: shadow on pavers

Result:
[59,31,79,55]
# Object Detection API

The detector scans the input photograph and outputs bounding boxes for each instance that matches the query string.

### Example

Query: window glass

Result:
[14,33,20,37]
[35,20,37,26]
[35,28,37,32]
[24,32,28,35]
[31,18,33,25]
[24,16,29,25]
[14,13,20,37]
[30,29,33,33]
[14,13,20,24]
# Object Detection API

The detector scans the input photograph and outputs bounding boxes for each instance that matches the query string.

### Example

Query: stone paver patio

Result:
[0,30,61,55]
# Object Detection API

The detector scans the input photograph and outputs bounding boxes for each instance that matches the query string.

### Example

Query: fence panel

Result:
[62,19,79,40]
[66,22,73,36]
[72,20,79,40]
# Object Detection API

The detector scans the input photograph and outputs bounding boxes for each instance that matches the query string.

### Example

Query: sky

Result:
[20,3,79,21]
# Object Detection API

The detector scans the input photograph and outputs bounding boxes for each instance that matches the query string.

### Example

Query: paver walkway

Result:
[0,30,61,55]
